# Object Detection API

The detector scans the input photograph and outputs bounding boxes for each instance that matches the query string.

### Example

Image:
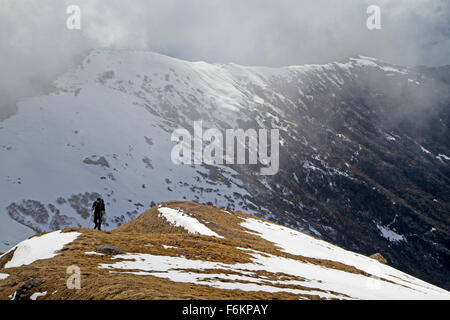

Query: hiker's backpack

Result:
[99,199,105,211]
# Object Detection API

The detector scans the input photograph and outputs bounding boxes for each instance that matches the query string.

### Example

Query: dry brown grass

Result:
[0,201,386,300]
[0,227,306,300]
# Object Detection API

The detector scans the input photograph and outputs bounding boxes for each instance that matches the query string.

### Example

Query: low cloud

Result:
[1,0,448,118]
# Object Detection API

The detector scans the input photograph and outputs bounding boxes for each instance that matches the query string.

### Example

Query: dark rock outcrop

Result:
[96,244,124,255]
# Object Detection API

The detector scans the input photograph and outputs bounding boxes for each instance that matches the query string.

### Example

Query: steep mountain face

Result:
[0,50,448,289]
[0,201,449,300]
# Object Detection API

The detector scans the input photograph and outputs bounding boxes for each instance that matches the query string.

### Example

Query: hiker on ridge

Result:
[91,198,105,230]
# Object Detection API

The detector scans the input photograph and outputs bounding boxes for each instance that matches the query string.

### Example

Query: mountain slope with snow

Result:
[0,201,449,300]
[0,50,449,289]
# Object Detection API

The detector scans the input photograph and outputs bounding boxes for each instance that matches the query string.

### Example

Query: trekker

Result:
[91,198,105,230]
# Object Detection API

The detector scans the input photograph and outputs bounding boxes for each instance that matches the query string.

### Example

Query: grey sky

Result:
[0,0,449,117]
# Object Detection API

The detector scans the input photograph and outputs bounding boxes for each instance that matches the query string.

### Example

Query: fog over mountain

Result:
[1,0,449,119]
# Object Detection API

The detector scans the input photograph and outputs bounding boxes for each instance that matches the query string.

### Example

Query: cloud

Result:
[0,0,448,118]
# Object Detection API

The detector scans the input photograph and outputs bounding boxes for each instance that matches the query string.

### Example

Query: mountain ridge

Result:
[0,49,448,289]
[0,201,449,300]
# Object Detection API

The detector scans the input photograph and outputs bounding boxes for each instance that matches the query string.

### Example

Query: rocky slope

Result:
[0,201,449,300]
[0,50,448,289]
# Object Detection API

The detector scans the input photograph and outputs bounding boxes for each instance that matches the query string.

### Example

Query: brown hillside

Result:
[1,201,446,300]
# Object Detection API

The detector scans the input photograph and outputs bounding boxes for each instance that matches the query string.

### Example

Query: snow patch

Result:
[2,231,81,268]
[85,251,104,256]
[436,154,450,162]
[385,135,397,141]
[303,161,323,172]
[237,217,449,296]
[350,57,379,68]
[357,55,378,62]
[99,246,450,300]
[420,145,432,155]
[30,291,47,300]
[380,66,408,74]
[0,273,9,280]
[157,207,223,238]
[377,224,405,242]
[97,216,450,299]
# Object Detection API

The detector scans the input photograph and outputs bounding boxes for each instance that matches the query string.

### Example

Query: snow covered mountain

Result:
[0,201,449,300]
[0,49,449,290]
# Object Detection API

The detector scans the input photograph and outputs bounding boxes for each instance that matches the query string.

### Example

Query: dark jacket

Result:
[92,199,105,214]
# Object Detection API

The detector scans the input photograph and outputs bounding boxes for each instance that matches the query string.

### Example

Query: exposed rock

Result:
[6,200,49,232]
[144,136,153,146]
[68,192,101,219]
[97,70,115,84]
[49,213,78,230]
[83,156,110,168]
[142,157,153,169]
[13,278,45,300]
[56,197,66,205]
[95,244,124,255]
